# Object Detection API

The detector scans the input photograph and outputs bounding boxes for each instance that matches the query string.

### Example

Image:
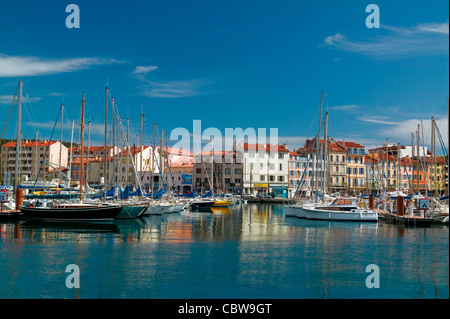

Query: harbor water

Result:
[0,203,448,299]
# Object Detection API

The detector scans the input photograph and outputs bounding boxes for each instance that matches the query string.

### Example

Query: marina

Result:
[0,1,448,306]
[0,202,448,299]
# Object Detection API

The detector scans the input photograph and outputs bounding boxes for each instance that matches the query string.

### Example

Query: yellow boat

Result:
[213,200,231,207]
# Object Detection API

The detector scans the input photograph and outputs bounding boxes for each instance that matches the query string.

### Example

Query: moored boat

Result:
[189,199,215,211]
[212,200,231,207]
[20,205,121,222]
[299,197,378,222]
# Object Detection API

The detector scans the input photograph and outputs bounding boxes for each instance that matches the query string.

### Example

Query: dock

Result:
[377,210,434,227]
[244,197,291,203]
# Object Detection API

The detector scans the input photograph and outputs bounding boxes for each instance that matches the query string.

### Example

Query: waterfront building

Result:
[364,153,398,193]
[1,140,68,185]
[193,151,243,194]
[239,143,289,197]
[169,157,194,194]
[69,145,119,161]
[288,151,307,198]
[295,138,334,196]
[327,140,348,194]
[339,141,366,195]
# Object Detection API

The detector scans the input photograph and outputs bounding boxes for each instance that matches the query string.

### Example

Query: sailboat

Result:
[20,93,121,221]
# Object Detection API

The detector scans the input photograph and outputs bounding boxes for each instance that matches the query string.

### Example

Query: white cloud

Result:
[132,65,158,75]
[322,21,449,58]
[0,94,41,104]
[416,22,449,34]
[330,104,359,111]
[388,117,448,149]
[0,54,120,77]
[357,115,399,125]
[141,79,207,98]
[132,65,209,98]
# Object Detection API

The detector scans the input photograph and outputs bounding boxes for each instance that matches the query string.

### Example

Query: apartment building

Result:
[340,141,366,194]
[327,141,348,194]
[240,143,289,197]
[170,157,194,194]
[193,151,243,194]
[1,140,68,185]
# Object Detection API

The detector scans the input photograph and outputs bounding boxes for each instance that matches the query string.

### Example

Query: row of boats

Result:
[0,192,241,222]
[284,192,449,224]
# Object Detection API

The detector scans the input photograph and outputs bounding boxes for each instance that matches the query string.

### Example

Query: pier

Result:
[372,195,434,227]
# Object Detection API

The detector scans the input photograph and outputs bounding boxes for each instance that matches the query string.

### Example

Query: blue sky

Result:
[0,0,448,154]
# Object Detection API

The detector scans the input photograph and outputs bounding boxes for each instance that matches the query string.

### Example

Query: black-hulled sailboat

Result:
[20,93,120,222]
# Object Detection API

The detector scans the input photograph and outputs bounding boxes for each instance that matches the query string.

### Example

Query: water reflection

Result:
[0,203,448,299]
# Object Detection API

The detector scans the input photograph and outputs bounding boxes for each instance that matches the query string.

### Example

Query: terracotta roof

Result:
[2,140,57,147]
[196,150,237,156]
[243,143,290,152]
[337,141,365,148]
[158,146,193,157]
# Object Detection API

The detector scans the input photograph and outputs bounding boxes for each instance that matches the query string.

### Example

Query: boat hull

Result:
[116,205,146,219]
[20,206,121,221]
[213,200,231,207]
[301,207,378,222]
[190,200,215,211]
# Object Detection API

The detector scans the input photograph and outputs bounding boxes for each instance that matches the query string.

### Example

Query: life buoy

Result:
[358,202,366,208]
[29,203,35,208]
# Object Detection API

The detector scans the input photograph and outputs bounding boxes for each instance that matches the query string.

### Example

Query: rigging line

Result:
[22,84,39,131]
[0,85,18,143]
[33,105,62,187]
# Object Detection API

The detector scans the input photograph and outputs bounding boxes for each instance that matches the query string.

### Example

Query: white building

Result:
[237,143,289,197]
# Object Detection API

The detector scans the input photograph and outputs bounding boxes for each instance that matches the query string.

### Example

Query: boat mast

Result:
[68,120,74,189]
[126,116,129,187]
[315,91,323,203]
[152,122,156,199]
[80,93,86,200]
[323,110,328,200]
[87,120,91,186]
[140,111,144,194]
[59,103,63,187]
[416,125,420,194]
[34,130,38,181]
[112,97,116,188]
[104,85,108,201]
[14,80,23,189]
[432,117,436,196]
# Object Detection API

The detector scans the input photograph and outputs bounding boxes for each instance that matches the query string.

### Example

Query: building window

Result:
[330,155,333,162]
[278,153,284,159]
[279,164,282,171]
[196,168,201,174]
[260,175,265,181]
[269,175,274,182]
[278,176,284,182]
[235,169,241,174]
